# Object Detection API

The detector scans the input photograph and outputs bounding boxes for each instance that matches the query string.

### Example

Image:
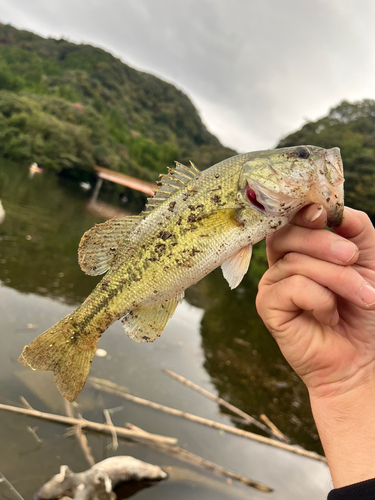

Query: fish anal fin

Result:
[18,314,99,402]
[221,245,253,289]
[78,216,142,276]
[142,161,201,216]
[121,296,180,343]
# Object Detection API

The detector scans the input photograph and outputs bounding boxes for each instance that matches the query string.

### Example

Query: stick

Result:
[88,379,326,462]
[0,403,177,445]
[0,472,25,500]
[123,423,272,492]
[143,441,273,492]
[64,401,95,467]
[27,426,43,445]
[103,409,118,451]
[164,369,288,441]
[20,396,33,410]
[260,414,289,443]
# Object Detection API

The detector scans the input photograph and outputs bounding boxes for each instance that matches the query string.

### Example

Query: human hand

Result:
[256,205,375,399]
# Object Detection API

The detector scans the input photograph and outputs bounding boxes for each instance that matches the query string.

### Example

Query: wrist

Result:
[309,379,375,488]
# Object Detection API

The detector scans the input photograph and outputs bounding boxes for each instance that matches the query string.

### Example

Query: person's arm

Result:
[256,205,375,489]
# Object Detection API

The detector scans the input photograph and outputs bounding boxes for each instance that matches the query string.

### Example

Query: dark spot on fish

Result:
[190,248,200,257]
[157,231,172,241]
[188,204,195,210]
[212,195,221,204]
[142,336,149,341]
[319,170,324,175]
[101,282,109,291]
[134,277,140,282]
[92,266,97,271]
[154,290,158,293]
[215,173,219,178]
[176,217,182,226]
[187,213,201,223]
[171,242,177,246]
[168,201,176,212]
[326,197,331,202]
[156,181,162,186]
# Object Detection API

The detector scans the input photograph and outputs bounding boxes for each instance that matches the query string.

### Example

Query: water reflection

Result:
[0,159,331,499]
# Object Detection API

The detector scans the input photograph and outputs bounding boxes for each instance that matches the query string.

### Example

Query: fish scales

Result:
[19,146,345,401]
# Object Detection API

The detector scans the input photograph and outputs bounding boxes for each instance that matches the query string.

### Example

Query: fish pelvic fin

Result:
[221,245,253,289]
[18,314,99,402]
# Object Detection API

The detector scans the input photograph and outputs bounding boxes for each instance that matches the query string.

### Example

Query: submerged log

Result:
[34,456,168,500]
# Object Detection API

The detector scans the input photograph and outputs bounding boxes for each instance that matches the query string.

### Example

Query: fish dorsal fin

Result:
[121,295,181,342]
[221,245,253,289]
[78,216,142,276]
[142,161,200,216]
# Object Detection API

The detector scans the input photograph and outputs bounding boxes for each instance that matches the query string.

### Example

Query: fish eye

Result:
[293,146,310,159]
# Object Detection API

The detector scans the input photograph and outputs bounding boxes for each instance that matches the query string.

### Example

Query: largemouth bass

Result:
[19,146,344,401]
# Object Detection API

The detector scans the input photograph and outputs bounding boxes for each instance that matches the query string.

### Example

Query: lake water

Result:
[0,160,333,499]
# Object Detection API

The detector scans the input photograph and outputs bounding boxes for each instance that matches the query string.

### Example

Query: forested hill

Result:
[278,100,375,221]
[0,23,235,181]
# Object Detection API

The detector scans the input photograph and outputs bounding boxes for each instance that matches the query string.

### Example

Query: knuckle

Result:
[278,251,302,270]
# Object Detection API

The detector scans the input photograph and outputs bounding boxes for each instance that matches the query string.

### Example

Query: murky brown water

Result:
[0,159,332,499]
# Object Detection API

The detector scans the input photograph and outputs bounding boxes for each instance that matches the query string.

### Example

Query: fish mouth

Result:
[245,184,266,212]
[309,147,345,227]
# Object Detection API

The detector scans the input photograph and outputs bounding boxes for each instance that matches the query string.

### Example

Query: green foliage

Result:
[278,99,375,221]
[0,22,235,182]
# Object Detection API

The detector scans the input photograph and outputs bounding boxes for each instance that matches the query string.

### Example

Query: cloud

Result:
[2,0,375,151]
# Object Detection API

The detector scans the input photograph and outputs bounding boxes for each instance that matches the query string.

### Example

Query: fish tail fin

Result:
[18,314,99,402]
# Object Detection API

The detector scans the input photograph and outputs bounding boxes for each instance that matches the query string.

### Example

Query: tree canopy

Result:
[0,23,235,181]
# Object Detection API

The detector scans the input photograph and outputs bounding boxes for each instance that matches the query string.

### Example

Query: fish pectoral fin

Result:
[121,296,181,343]
[78,216,142,276]
[221,245,253,289]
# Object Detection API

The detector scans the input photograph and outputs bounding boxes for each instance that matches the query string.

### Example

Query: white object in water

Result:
[0,200,5,224]
[80,182,91,191]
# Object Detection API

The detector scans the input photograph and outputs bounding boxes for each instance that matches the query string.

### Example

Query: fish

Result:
[19,145,344,401]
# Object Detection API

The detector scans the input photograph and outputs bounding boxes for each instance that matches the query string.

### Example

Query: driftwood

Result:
[0,400,272,492]
[0,403,176,445]
[34,457,167,500]
[89,379,325,462]
[164,369,289,442]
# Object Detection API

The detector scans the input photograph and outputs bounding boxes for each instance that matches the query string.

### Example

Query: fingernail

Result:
[360,284,375,306]
[304,204,323,222]
[331,240,357,263]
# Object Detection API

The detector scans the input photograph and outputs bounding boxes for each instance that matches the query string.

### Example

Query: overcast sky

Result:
[2,0,375,152]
